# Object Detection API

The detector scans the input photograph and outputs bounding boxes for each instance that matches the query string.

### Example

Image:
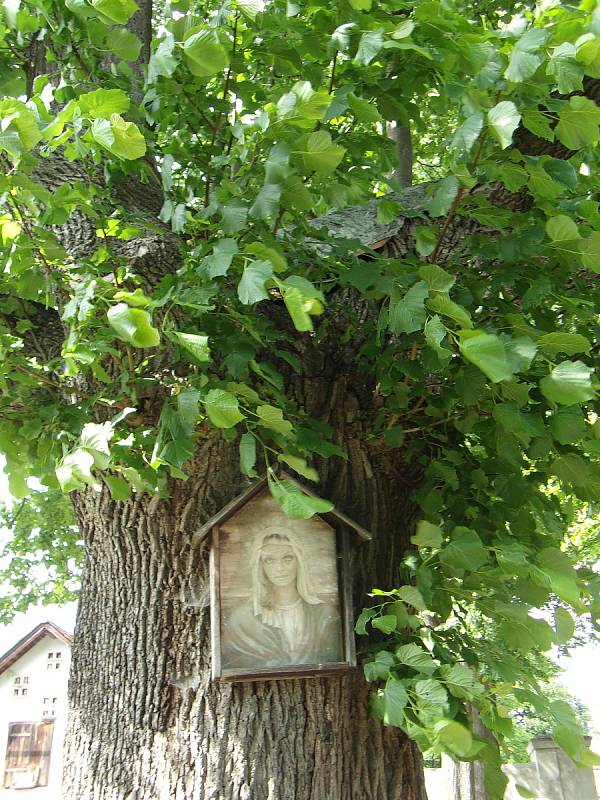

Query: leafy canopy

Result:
[0,0,599,793]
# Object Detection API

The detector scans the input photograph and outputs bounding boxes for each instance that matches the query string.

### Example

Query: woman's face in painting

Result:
[260,543,298,588]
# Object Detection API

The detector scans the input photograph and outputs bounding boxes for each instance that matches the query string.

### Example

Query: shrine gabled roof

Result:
[0,621,73,677]
[195,473,372,543]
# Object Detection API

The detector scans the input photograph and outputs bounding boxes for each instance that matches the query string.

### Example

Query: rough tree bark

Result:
[62,365,428,800]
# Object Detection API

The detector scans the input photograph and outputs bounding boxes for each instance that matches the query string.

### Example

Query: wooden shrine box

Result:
[198,475,371,682]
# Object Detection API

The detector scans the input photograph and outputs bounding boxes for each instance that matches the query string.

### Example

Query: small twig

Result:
[273,207,286,234]
[7,197,54,274]
[328,51,338,95]
[205,13,239,206]
[429,99,495,264]
[430,187,465,264]
[13,364,62,389]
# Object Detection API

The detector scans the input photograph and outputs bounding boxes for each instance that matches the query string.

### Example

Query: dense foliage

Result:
[0,489,81,623]
[1,0,599,795]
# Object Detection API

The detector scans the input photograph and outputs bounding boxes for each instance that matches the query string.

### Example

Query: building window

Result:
[54,663,60,670]
[14,677,20,685]
[21,688,28,696]
[3,720,54,789]
[52,698,57,704]
[46,663,53,671]
[43,698,48,705]
[47,653,53,659]
[55,653,61,659]
[13,689,19,697]
[23,677,29,685]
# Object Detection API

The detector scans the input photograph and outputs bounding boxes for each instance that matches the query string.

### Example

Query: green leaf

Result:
[550,406,586,444]
[249,184,282,219]
[411,520,443,549]
[418,264,455,293]
[239,432,257,477]
[552,454,600,500]
[107,29,142,61]
[78,88,130,118]
[282,287,312,332]
[107,303,160,347]
[395,643,437,675]
[238,260,273,305]
[148,34,177,81]
[372,614,398,634]
[256,404,293,436]
[398,585,427,611]
[90,0,138,24]
[113,288,152,307]
[547,43,584,94]
[377,198,400,225]
[92,115,146,160]
[554,607,575,644]
[488,101,521,149]
[269,478,334,519]
[364,650,395,682]
[298,130,345,175]
[388,281,428,334]
[459,331,514,382]
[234,0,265,20]
[424,315,451,361]
[348,93,381,123]
[171,331,210,363]
[109,114,146,160]
[353,29,384,66]
[515,786,537,799]
[537,333,590,357]
[545,215,580,243]
[505,28,547,82]
[384,426,405,448]
[201,239,238,278]
[0,100,41,155]
[451,112,484,154]
[204,389,245,429]
[56,449,100,492]
[540,361,595,405]
[433,719,473,757]
[383,677,409,726]
[278,454,318,482]
[439,528,488,574]
[414,226,438,258]
[427,293,472,328]
[555,95,600,150]
[580,231,600,272]
[439,663,484,699]
[522,110,554,141]
[80,421,113,469]
[423,314,452,362]
[426,176,460,217]
[355,607,377,635]
[183,27,229,77]
[414,678,448,711]
[104,474,131,500]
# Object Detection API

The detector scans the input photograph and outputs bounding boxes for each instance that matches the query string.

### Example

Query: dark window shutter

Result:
[3,720,54,789]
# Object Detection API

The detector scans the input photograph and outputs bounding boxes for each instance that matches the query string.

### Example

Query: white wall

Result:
[0,635,71,799]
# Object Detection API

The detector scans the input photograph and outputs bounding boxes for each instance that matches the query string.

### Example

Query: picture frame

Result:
[203,476,371,683]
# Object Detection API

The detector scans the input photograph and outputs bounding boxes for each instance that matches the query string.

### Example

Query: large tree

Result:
[0,0,599,798]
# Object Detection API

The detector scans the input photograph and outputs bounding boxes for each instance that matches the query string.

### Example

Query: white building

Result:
[0,622,72,799]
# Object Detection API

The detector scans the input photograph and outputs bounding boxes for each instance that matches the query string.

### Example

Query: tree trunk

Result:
[62,377,429,800]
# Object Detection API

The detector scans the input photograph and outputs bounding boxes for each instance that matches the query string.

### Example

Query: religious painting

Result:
[208,482,361,682]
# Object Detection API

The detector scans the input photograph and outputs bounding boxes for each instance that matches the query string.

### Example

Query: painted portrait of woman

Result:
[221,527,344,669]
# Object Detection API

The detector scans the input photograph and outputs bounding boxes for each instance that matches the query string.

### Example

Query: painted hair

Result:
[249,528,321,618]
